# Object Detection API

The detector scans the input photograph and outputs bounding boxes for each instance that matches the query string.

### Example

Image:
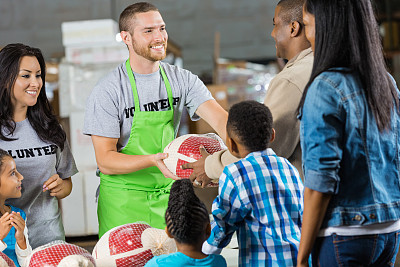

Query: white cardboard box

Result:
[61,169,100,236]
[59,61,120,116]
[61,173,86,236]
[62,19,119,47]
[65,43,128,64]
[82,169,100,235]
[69,111,97,170]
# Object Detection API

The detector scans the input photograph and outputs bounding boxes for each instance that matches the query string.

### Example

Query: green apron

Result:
[97,59,175,237]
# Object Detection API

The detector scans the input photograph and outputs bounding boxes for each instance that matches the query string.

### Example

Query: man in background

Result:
[184,0,312,184]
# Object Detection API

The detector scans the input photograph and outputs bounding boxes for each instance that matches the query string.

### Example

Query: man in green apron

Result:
[83,2,227,237]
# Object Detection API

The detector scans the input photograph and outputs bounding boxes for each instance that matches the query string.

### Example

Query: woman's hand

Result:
[43,175,72,199]
[0,212,12,241]
[11,212,27,249]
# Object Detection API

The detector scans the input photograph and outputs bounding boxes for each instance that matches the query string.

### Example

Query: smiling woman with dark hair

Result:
[297,0,400,266]
[0,43,78,249]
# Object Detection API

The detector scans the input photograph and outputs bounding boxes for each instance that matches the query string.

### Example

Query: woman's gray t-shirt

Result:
[1,119,78,249]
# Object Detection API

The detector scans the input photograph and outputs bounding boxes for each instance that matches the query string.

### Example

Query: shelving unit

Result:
[375,0,400,52]
[374,0,400,82]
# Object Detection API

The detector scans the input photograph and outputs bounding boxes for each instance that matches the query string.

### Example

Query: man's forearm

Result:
[95,150,155,175]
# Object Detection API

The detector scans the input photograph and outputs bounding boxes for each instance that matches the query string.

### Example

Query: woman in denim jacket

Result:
[296,0,400,266]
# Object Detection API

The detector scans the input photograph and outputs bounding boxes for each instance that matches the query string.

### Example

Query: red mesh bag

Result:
[163,133,226,186]
[26,240,95,267]
[92,223,176,267]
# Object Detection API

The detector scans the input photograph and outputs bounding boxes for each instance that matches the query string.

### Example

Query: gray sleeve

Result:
[182,70,214,120]
[83,78,121,138]
[56,140,78,179]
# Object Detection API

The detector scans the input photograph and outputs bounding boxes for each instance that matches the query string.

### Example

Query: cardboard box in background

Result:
[393,53,400,85]
[65,43,128,65]
[45,62,60,116]
[61,172,86,236]
[62,19,119,47]
[61,169,99,236]
[381,21,400,50]
[190,59,278,135]
[189,84,228,134]
[194,187,218,214]
[58,61,119,117]
[69,111,97,170]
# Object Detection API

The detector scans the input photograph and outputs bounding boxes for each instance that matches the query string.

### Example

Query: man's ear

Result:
[120,31,132,45]
[165,226,173,238]
[290,21,301,37]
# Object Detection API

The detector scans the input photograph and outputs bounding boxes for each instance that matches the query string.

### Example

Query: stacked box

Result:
[191,60,279,134]
[61,19,128,65]
[58,61,119,117]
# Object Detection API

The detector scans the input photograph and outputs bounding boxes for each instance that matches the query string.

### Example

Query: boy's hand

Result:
[0,212,12,240]
[182,146,212,188]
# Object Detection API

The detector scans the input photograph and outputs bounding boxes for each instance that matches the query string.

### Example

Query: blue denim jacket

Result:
[299,68,400,228]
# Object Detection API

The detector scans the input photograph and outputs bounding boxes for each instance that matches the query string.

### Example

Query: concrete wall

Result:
[0,0,278,75]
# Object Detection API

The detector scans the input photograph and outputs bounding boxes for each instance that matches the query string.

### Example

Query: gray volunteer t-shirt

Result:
[83,61,213,151]
[0,119,78,249]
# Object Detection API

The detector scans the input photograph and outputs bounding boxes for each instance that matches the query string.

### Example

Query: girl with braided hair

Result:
[145,179,227,267]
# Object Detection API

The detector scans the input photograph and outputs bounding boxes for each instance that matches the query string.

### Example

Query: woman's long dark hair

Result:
[299,0,399,131]
[0,43,66,150]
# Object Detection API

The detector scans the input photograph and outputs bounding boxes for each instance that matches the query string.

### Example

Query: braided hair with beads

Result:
[165,179,210,244]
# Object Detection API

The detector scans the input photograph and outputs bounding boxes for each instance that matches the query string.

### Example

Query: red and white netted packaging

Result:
[26,240,95,267]
[163,133,227,186]
[0,252,15,267]
[92,222,176,267]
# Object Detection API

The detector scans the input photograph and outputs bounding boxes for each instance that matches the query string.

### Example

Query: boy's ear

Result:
[165,226,173,238]
[270,128,276,143]
[205,223,211,239]
[227,136,239,154]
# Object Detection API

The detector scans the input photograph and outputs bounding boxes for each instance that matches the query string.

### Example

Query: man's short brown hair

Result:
[119,2,159,33]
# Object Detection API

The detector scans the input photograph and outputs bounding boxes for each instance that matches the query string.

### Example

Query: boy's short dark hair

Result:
[165,179,209,245]
[227,100,273,152]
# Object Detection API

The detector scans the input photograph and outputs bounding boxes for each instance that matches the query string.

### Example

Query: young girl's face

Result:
[0,157,23,199]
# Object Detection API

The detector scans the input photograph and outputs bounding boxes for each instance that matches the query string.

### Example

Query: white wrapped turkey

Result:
[92,222,176,267]
[163,133,226,186]
[26,240,95,267]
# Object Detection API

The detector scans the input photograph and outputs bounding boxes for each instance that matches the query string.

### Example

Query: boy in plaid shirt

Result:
[203,100,304,266]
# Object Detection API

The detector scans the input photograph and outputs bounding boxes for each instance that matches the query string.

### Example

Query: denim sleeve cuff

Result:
[304,169,339,194]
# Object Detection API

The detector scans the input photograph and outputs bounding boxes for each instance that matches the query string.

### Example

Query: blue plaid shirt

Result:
[203,149,304,266]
